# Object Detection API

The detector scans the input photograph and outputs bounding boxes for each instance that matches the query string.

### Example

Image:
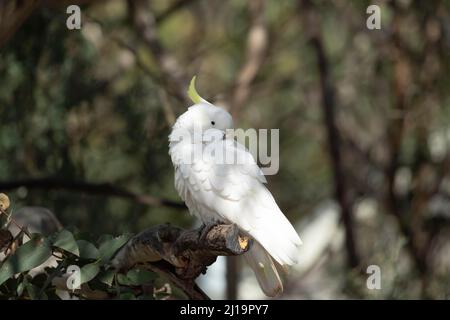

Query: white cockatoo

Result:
[168,77,302,297]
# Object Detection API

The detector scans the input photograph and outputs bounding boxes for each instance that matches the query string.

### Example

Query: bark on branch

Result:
[111,223,252,300]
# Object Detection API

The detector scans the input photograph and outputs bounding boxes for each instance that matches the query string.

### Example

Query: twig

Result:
[0,207,32,239]
[0,229,13,253]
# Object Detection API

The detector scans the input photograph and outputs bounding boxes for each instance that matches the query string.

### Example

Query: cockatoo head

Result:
[172,77,234,134]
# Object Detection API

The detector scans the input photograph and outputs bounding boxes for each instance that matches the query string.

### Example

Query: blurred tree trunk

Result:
[298,0,360,270]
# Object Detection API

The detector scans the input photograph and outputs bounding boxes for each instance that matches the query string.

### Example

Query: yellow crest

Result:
[187,76,207,104]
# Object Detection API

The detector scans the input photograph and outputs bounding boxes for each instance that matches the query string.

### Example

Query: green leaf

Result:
[117,273,131,286]
[77,240,100,260]
[118,292,136,300]
[52,230,79,256]
[116,268,157,287]
[155,291,171,300]
[97,234,113,244]
[0,235,52,286]
[17,276,28,297]
[98,234,131,264]
[126,268,157,286]
[98,270,115,287]
[80,263,100,285]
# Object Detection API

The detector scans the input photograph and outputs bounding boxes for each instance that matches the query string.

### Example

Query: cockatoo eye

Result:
[211,121,215,125]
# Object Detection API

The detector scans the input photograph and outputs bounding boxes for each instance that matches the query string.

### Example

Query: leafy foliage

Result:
[0,195,179,300]
[0,235,52,286]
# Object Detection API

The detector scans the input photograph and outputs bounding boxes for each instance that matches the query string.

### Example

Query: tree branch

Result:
[128,0,190,106]
[111,223,252,300]
[229,0,268,118]
[0,0,40,49]
[0,178,186,210]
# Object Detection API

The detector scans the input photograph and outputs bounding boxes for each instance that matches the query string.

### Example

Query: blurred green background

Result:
[0,0,449,299]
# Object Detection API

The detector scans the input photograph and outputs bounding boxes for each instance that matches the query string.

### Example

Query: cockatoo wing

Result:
[173,136,302,267]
